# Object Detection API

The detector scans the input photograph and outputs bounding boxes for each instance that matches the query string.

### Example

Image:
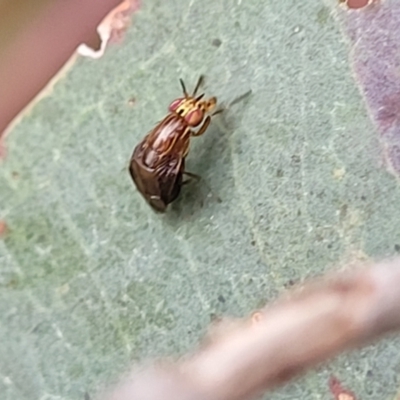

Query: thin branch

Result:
[100,257,400,400]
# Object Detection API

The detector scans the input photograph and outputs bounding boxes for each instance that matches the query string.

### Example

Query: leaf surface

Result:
[1,1,400,399]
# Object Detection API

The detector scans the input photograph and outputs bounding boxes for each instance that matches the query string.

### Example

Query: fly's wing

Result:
[129,115,187,212]
[129,142,166,212]
[129,143,184,212]
[157,156,184,206]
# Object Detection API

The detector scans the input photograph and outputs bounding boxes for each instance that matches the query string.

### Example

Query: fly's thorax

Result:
[140,115,190,168]
[168,95,217,127]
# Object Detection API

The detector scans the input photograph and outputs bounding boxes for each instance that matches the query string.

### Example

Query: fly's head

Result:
[168,95,217,127]
[168,76,217,127]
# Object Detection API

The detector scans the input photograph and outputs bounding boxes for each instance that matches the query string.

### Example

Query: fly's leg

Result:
[191,116,211,137]
[212,108,224,116]
[185,105,225,203]
[228,89,252,108]
[182,171,222,203]
[182,171,201,185]
[191,106,225,137]
[192,75,204,96]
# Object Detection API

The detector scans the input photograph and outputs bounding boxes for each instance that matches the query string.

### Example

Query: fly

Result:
[128,76,222,212]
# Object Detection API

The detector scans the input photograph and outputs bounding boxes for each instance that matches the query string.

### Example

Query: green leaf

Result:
[1,1,400,399]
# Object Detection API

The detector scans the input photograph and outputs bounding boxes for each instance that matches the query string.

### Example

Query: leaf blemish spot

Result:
[340,0,400,176]
[329,375,357,400]
[339,0,375,9]
[0,220,8,237]
[212,38,222,47]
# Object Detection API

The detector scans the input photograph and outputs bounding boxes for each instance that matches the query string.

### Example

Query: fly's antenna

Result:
[193,75,204,96]
[179,79,188,97]
[195,93,205,101]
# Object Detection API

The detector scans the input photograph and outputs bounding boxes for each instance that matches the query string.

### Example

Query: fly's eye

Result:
[185,108,203,126]
[169,98,185,112]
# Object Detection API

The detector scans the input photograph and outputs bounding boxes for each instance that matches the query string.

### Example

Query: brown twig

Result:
[101,258,400,400]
